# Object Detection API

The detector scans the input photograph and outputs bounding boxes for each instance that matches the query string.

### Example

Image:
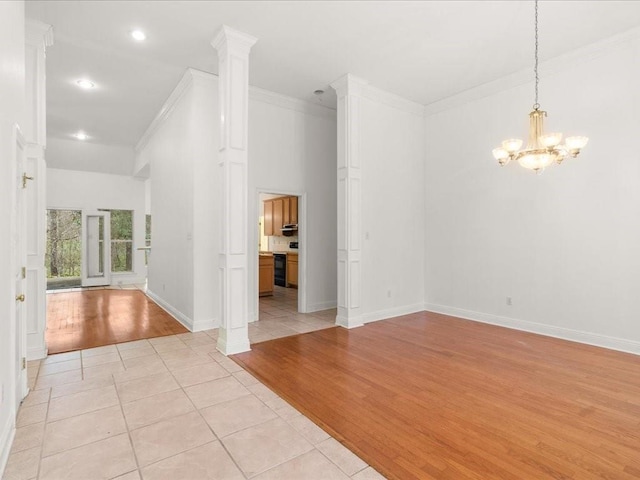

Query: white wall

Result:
[0,1,24,474]
[47,137,135,176]
[136,69,337,330]
[47,168,147,285]
[135,71,216,331]
[424,33,640,354]
[249,88,337,315]
[358,88,426,322]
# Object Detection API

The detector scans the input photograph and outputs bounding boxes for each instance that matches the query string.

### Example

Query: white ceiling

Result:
[26,0,640,150]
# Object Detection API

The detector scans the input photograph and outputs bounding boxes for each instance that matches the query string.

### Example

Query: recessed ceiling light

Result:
[131,30,146,41]
[76,79,95,89]
[313,89,325,95]
[74,132,88,141]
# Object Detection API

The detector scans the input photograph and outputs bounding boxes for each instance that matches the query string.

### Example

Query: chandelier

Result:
[492,0,588,173]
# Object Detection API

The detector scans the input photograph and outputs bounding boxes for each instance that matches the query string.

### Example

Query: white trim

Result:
[361,83,425,117]
[0,416,16,480]
[146,289,193,331]
[306,300,337,313]
[250,86,336,119]
[192,317,219,332]
[335,314,364,329]
[424,303,640,357]
[136,68,336,156]
[135,69,200,153]
[424,25,640,116]
[361,303,425,325]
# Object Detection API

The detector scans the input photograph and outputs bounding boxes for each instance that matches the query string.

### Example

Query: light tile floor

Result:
[5,288,386,479]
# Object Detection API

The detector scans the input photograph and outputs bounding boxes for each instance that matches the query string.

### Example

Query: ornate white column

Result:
[330,74,367,329]
[25,19,53,360]
[211,26,256,355]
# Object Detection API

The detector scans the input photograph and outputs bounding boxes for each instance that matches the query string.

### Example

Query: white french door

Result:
[81,210,111,287]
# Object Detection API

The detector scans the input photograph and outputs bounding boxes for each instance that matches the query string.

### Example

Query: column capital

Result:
[211,25,257,54]
[330,74,369,99]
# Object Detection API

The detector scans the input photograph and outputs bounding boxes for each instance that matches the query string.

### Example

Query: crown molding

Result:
[135,68,201,153]
[361,82,425,117]
[331,73,424,117]
[424,25,640,117]
[136,67,336,153]
[26,19,53,47]
[249,86,336,119]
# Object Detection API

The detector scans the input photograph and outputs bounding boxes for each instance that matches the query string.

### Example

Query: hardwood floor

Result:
[232,311,640,480]
[46,288,188,354]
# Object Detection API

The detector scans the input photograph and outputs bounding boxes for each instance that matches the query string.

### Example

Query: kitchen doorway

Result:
[257,192,301,312]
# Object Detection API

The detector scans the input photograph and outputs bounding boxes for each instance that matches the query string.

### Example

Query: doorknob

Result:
[22,173,34,189]
[15,294,25,302]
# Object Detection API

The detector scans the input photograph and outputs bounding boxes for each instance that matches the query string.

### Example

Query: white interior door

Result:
[81,210,111,287]
[14,126,28,405]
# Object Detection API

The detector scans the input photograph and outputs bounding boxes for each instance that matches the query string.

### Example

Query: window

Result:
[110,210,133,272]
[144,214,151,265]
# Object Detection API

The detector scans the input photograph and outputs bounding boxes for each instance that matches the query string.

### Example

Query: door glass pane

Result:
[87,215,105,278]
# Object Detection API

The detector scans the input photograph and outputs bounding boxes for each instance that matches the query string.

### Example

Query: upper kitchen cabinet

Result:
[264,199,274,236]
[289,196,298,224]
[263,196,298,236]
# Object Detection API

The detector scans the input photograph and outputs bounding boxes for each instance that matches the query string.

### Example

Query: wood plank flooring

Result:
[232,311,640,480]
[46,289,188,354]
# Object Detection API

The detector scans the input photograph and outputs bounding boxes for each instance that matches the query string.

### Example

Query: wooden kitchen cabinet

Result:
[289,196,298,224]
[259,255,274,296]
[263,196,298,236]
[264,200,274,236]
[287,252,298,288]
[273,197,284,233]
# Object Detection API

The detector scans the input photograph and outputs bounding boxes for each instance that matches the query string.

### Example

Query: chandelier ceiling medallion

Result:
[492,0,588,173]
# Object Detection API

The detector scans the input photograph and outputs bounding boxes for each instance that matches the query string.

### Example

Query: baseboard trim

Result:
[146,290,194,332]
[362,303,425,325]
[306,300,337,313]
[0,415,15,480]
[192,317,219,332]
[424,303,640,356]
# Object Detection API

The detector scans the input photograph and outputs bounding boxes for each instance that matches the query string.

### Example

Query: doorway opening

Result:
[252,191,334,344]
[46,209,82,290]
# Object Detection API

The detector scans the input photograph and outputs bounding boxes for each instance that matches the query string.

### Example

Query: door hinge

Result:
[22,357,26,370]
[21,267,26,279]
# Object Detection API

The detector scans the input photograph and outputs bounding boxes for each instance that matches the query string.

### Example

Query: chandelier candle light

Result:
[492,0,588,173]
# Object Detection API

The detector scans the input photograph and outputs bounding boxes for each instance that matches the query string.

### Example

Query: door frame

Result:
[81,210,111,287]
[13,124,28,405]
[254,188,307,320]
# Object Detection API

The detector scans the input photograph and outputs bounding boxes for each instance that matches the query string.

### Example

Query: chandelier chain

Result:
[533,0,539,109]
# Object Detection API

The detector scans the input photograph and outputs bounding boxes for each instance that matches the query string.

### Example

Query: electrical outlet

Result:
[506,296,512,306]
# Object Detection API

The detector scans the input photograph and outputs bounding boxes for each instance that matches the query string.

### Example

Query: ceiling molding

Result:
[135,68,200,153]
[26,19,53,47]
[361,82,425,118]
[249,86,336,119]
[136,67,337,153]
[424,25,640,117]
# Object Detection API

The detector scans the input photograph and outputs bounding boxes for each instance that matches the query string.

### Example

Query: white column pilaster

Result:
[330,74,367,329]
[25,20,53,360]
[211,26,256,355]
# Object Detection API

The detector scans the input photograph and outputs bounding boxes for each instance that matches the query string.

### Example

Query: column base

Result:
[335,314,364,329]
[216,327,251,356]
